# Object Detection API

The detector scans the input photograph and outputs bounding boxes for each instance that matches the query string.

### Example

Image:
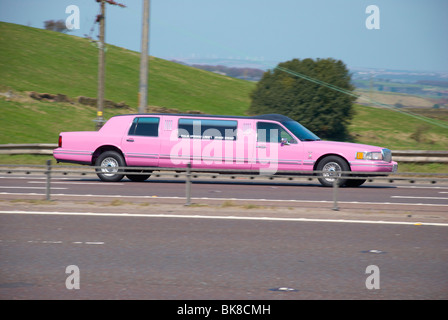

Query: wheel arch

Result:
[92,145,126,166]
[313,153,351,172]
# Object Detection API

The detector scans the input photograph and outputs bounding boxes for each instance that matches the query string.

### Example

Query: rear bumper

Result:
[53,148,92,165]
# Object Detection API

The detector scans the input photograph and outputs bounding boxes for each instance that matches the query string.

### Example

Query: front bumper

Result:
[350,160,398,173]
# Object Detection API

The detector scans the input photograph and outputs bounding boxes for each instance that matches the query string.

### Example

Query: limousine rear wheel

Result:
[95,151,126,182]
[316,156,349,187]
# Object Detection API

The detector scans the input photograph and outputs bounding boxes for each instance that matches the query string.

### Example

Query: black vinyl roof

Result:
[114,113,294,122]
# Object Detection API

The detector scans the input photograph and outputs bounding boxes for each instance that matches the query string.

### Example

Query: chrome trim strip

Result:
[54,149,93,154]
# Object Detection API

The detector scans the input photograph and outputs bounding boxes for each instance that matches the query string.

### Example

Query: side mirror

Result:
[280,138,290,146]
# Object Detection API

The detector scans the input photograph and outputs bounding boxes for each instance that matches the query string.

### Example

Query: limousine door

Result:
[121,117,160,167]
[183,118,252,170]
[254,121,305,174]
[159,118,252,170]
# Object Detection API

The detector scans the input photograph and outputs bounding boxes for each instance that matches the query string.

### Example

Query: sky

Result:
[0,0,447,72]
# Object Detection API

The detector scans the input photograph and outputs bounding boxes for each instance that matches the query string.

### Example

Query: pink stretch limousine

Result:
[53,113,397,187]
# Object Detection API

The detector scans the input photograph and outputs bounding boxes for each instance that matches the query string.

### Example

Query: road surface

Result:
[1,172,447,301]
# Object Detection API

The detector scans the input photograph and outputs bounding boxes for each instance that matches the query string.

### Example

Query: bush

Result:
[249,58,356,140]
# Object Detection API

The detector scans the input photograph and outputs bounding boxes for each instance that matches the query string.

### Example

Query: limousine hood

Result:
[307,140,385,152]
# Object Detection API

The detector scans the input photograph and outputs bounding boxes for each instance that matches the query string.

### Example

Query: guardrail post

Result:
[185,163,192,206]
[45,160,52,201]
[332,177,339,211]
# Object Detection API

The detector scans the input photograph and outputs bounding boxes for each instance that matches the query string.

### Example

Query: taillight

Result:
[58,135,62,148]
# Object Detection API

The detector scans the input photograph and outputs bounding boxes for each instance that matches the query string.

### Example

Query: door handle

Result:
[126,138,134,142]
[256,145,266,149]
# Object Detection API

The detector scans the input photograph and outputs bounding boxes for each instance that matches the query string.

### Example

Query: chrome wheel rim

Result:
[322,162,342,182]
[100,157,119,177]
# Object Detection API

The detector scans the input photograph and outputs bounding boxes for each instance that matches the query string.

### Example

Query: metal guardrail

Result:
[0,144,57,155]
[1,162,447,211]
[1,144,447,162]
[392,150,448,163]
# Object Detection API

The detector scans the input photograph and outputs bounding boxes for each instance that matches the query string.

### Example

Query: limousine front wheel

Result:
[95,151,126,182]
[316,156,349,187]
[126,170,152,182]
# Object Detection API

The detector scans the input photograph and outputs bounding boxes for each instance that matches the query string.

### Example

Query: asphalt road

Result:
[1,172,448,212]
[1,211,447,300]
[1,172,447,301]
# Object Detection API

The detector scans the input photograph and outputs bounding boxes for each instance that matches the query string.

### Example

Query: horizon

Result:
[168,55,448,74]
[1,19,446,75]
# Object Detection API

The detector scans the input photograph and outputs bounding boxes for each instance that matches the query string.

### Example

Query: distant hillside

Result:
[175,57,448,107]
[172,60,265,81]
[0,22,255,115]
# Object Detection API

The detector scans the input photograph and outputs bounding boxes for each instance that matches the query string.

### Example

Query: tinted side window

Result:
[257,122,295,143]
[178,119,237,140]
[128,117,160,137]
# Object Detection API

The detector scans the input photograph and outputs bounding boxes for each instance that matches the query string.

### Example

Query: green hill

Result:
[1,21,447,158]
[0,22,254,115]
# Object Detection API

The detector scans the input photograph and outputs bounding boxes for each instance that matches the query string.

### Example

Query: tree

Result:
[248,58,356,140]
[44,20,69,33]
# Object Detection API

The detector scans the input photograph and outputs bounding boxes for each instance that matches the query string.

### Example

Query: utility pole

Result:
[138,0,150,114]
[96,0,106,130]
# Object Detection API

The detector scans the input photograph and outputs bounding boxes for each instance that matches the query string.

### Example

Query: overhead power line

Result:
[274,66,448,130]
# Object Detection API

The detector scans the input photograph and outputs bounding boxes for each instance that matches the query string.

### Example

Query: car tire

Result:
[344,178,366,187]
[126,170,151,182]
[316,156,350,187]
[95,151,126,182]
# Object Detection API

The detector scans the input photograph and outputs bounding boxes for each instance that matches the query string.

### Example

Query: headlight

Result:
[356,151,383,160]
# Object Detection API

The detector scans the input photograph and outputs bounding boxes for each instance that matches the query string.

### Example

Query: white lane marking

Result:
[2,239,104,245]
[0,210,447,227]
[0,176,85,180]
[391,196,448,200]
[1,175,447,187]
[397,186,448,190]
[1,192,448,207]
[27,181,124,186]
[0,186,67,190]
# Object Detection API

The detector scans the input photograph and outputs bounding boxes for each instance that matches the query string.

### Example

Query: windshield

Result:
[282,120,321,141]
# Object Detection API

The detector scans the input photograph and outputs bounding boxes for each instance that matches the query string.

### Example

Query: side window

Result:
[178,119,237,140]
[257,122,295,143]
[128,117,160,137]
